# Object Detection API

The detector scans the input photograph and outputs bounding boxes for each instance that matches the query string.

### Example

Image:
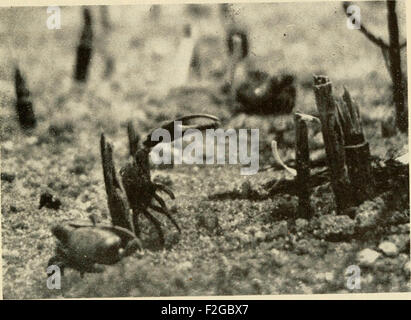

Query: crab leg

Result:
[151,193,181,232]
[142,209,165,246]
[132,211,141,237]
[154,183,175,200]
[153,193,168,210]
[149,203,181,233]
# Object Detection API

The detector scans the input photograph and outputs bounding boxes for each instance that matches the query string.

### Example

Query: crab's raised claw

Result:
[174,114,220,125]
[154,183,175,200]
[143,114,220,148]
[174,114,221,134]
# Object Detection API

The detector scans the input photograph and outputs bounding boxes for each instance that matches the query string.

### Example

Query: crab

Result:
[119,114,220,246]
[48,114,219,276]
[224,28,296,115]
[48,215,142,277]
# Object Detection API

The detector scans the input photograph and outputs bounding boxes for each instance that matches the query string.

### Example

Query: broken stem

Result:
[313,75,353,213]
[74,8,93,82]
[295,113,313,219]
[127,121,140,158]
[14,67,36,130]
[100,134,133,232]
[337,88,375,203]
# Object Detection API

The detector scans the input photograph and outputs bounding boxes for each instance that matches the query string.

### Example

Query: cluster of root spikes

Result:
[268,75,408,220]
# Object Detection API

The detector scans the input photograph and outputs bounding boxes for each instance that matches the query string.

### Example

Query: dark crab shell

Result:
[235,71,296,115]
[51,220,141,267]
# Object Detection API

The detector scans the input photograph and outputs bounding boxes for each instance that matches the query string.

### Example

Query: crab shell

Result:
[236,72,296,115]
[51,220,142,270]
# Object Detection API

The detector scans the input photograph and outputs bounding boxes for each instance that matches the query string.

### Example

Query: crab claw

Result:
[143,114,220,148]
[154,183,175,200]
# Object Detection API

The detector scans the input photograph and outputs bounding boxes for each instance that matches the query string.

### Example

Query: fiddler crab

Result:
[48,114,220,276]
[120,114,220,245]
[48,215,142,277]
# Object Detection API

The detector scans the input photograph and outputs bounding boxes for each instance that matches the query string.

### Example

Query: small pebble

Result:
[1,172,16,183]
[357,248,381,267]
[324,272,334,282]
[39,192,62,210]
[378,241,399,257]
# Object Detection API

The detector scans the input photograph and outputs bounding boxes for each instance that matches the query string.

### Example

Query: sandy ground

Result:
[1,3,409,298]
